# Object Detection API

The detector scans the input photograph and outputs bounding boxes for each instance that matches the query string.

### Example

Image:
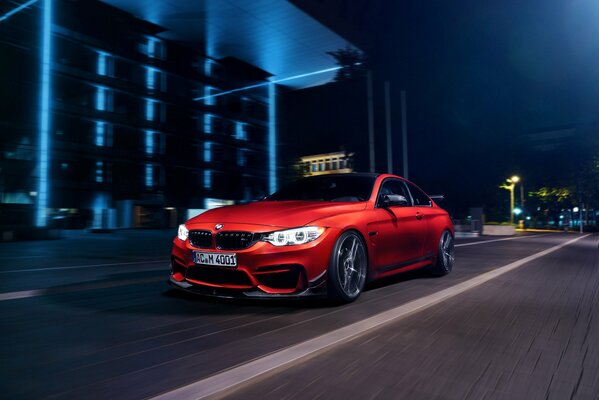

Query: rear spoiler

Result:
[429,195,445,201]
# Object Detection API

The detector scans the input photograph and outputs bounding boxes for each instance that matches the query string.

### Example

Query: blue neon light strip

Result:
[0,0,39,22]
[268,83,276,194]
[193,66,341,102]
[36,0,52,227]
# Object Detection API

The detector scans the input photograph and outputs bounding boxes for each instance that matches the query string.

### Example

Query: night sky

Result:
[283,0,599,219]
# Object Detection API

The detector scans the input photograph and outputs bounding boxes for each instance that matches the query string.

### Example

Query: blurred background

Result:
[1,0,598,238]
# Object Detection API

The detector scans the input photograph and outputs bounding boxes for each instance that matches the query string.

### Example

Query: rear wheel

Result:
[327,231,367,303]
[431,230,454,276]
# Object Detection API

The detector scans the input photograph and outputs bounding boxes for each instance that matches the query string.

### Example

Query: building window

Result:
[142,37,165,59]
[95,86,113,111]
[95,121,113,147]
[204,141,212,163]
[145,130,154,155]
[203,113,213,134]
[204,59,213,77]
[145,163,153,187]
[235,122,247,140]
[145,99,155,121]
[145,67,165,91]
[237,148,246,167]
[204,86,215,106]
[97,51,113,77]
[204,170,212,189]
[95,161,104,183]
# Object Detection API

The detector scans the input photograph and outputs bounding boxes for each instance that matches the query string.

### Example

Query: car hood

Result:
[187,201,367,229]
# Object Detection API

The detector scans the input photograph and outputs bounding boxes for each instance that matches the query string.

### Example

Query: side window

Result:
[378,179,412,206]
[406,182,432,206]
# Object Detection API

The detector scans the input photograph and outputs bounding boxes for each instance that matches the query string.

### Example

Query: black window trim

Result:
[405,180,433,207]
[375,178,413,208]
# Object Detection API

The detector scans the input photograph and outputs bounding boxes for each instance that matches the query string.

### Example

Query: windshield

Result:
[266,175,376,202]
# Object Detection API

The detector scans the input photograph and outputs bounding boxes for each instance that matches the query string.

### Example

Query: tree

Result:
[327,45,368,82]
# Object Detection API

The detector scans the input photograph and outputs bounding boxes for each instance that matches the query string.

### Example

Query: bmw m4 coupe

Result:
[169,173,454,302]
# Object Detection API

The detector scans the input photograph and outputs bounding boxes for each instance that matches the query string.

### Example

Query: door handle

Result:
[416,213,423,220]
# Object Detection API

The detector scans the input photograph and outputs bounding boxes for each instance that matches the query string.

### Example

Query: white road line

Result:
[0,259,168,274]
[0,276,164,301]
[150,234,590,400]
[455,233,552,247]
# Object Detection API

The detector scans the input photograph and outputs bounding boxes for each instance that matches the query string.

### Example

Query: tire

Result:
[431,230,454,276]
[327,231,368,303]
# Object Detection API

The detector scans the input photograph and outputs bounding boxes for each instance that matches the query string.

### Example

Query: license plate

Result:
[192,251,237,267]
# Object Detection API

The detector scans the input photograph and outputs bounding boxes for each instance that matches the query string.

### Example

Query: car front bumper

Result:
[169,224,338,297]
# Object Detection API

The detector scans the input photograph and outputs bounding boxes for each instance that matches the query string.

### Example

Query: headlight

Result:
[262,226,325,246]
[177,224,189,241]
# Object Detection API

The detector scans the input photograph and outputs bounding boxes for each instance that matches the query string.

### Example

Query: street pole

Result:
[510,184,515,225]
[400,90,408,179]
[367,70,375,173]
[384,81,392,174]
[580,203,584,234]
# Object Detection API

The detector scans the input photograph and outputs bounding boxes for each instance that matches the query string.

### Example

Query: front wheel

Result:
[327,231,368,303]
[431,230,454,276]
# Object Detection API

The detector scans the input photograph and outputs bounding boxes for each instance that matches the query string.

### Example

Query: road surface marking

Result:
[455,233,551,247]
[0,277,164,301]
[0,259,168,274]
[149,234,590,400]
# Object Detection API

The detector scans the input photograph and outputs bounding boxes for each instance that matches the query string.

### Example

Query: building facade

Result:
[1,0,274,229]
[297,151,355,177]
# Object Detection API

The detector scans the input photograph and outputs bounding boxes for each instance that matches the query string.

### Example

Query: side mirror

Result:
[380,194,409,207]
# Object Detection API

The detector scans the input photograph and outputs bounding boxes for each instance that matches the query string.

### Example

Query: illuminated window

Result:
[95,121,112,147]
[145,164,153,187]
[204,113,213,134]
[145,130,154,155]
[204,170,212,189]
[235,122,247,140]
[146,67,155,89]
[237,149,246,167]
[204,59,213,77]
[143,37,165,59]
[204,86,215,106]
[204,141,212,162]
[95,86,112,111]
[97,51,113,76]
[146,67,165,91]
[95,161,104,183]
[145,99,155,121]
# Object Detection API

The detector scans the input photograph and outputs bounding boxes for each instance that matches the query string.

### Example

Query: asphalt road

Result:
[0,231,597,399]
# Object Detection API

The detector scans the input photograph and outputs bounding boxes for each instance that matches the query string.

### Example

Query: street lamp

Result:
[500,175,521,225]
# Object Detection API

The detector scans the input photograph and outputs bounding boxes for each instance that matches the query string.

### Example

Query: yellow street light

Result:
[500,175,522,225]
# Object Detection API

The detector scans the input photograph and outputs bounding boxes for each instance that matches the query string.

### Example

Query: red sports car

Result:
[169,173,454,302]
